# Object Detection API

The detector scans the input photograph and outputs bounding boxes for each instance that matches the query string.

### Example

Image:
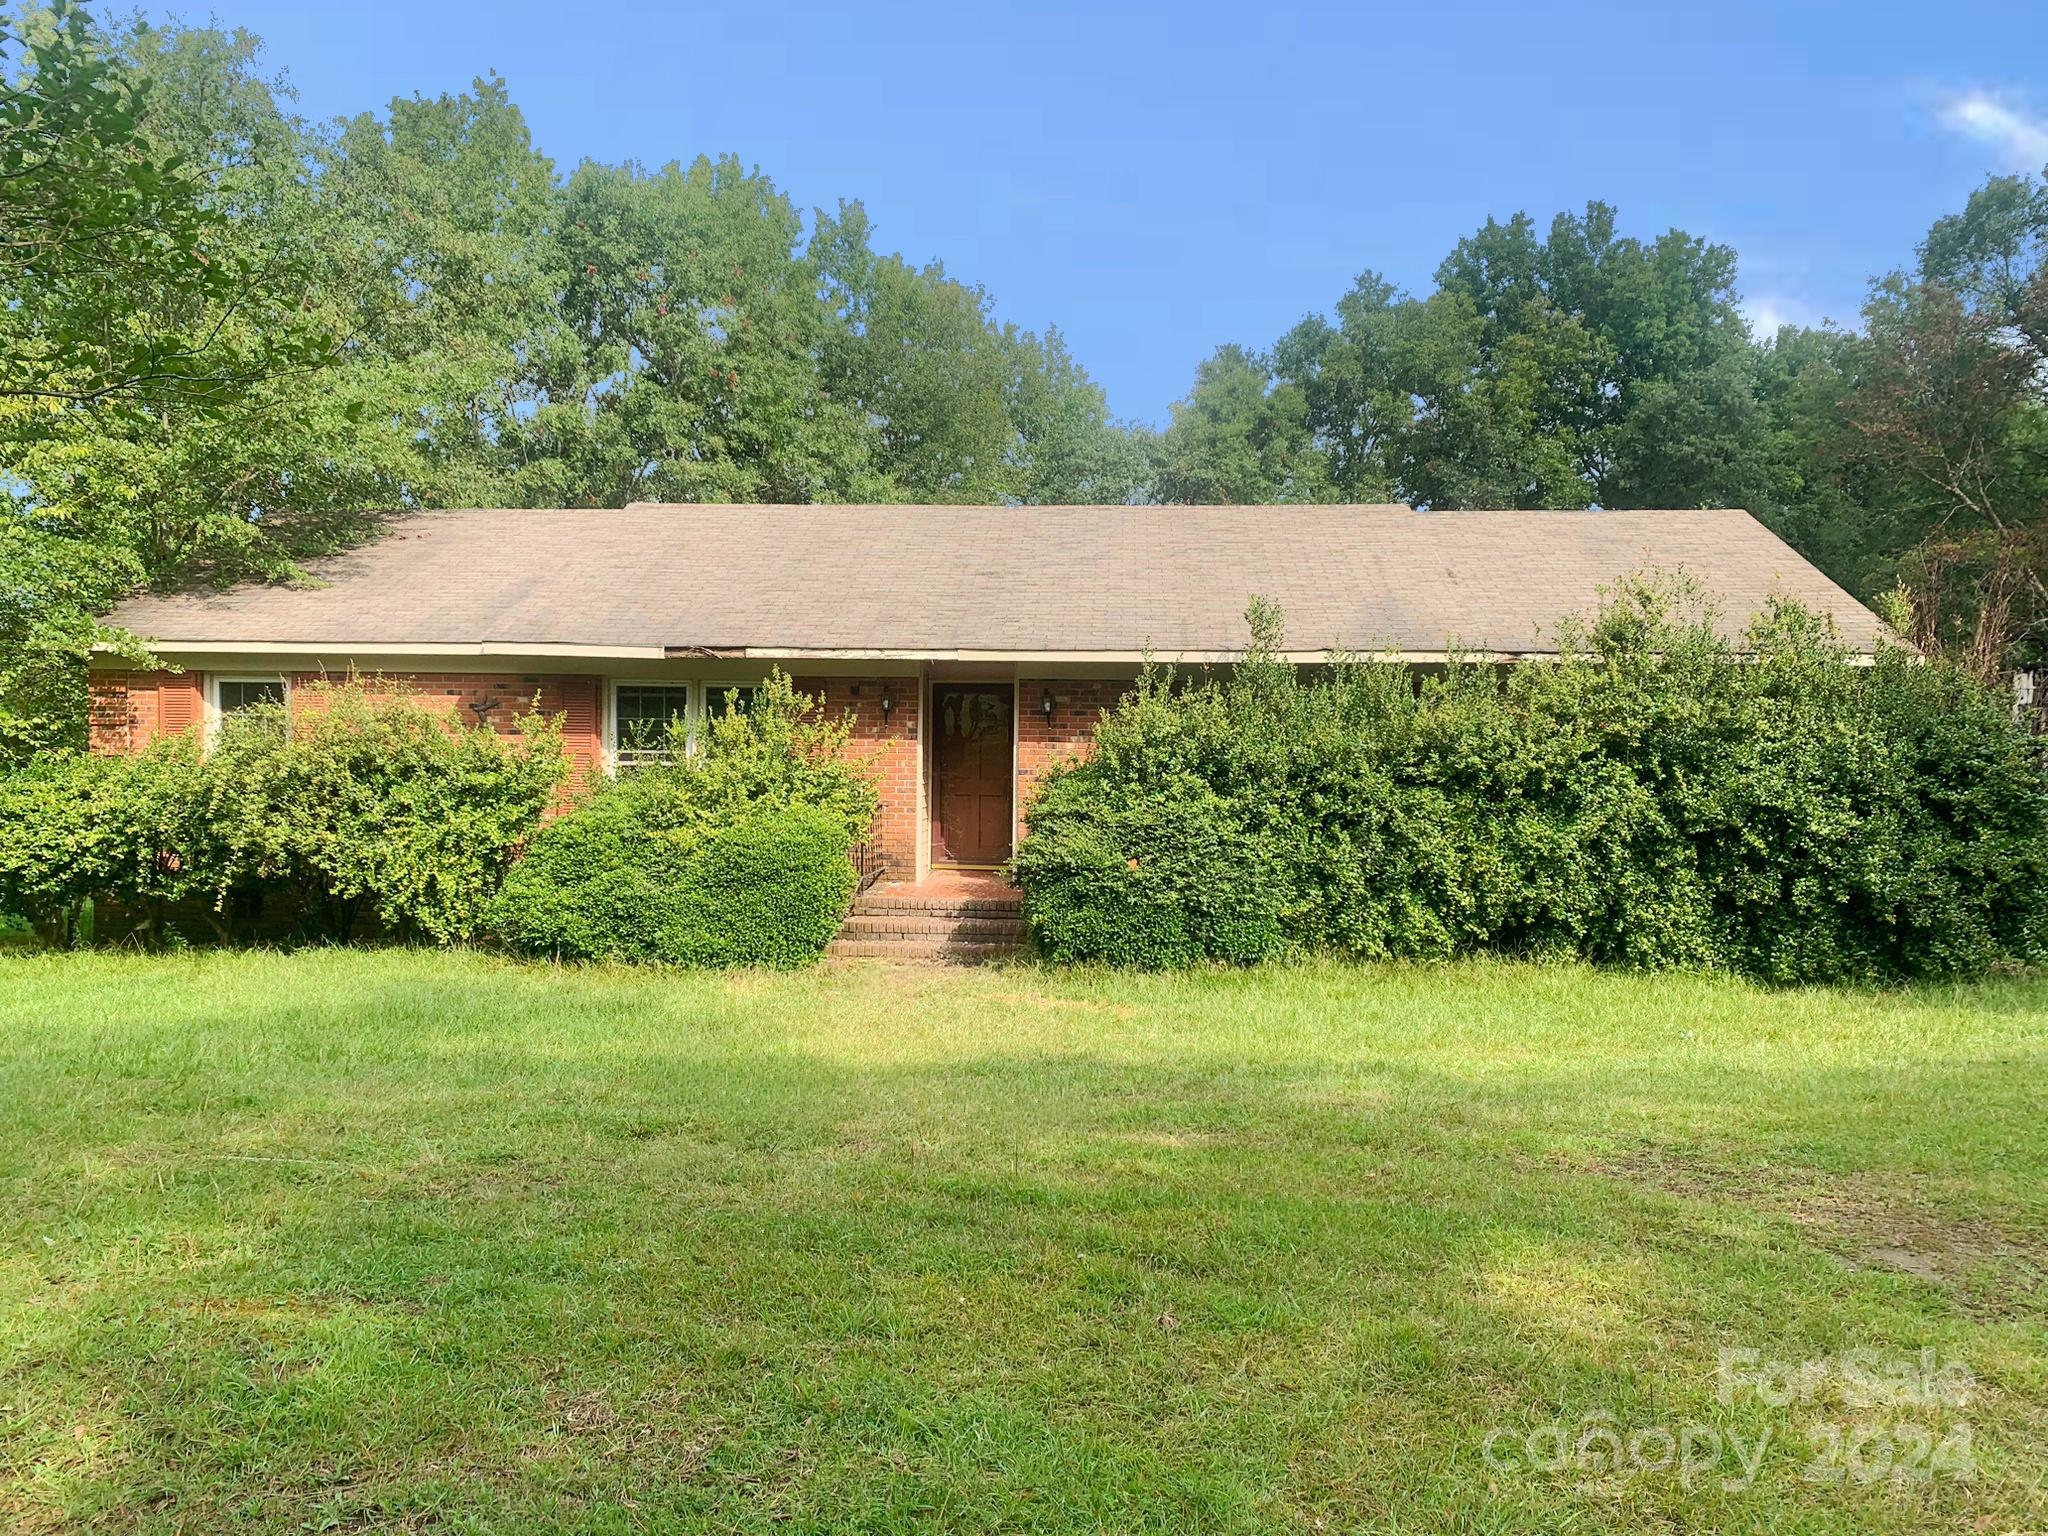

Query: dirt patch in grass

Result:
[1590,1148,2048,1314]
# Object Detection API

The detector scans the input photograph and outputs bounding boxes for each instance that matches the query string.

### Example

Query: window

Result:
[613,683,693,767]
[705,685,756,719]
[213,676,287,722]
[207,675,288,747]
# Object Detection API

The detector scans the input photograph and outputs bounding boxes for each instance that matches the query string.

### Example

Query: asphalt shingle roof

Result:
[106,503,1890,657]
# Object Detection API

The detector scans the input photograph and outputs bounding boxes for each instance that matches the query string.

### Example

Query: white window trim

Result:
[206,672,290,744]
[605,679,697,772]
[601,679,769,773]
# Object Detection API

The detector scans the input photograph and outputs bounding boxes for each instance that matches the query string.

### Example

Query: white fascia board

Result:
[91,639,1880,667]
[92,640,671,661]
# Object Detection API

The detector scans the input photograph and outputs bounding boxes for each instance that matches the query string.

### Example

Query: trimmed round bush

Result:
[664,807,859,966]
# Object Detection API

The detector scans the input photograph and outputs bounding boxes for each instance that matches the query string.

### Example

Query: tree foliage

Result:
[0,1,325,415]
[1151,190,2048,676]
[1753,173,2048,676]
[1154,206,1768,514]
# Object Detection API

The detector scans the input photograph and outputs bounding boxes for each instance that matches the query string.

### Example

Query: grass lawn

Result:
[1,951,2043,1533]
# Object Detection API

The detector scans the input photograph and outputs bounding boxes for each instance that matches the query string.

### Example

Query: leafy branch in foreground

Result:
[0,0,328,417]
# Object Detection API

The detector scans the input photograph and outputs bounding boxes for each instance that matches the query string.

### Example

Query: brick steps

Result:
[825,938,1021,963]
[838,914,1026,941]
[849,893,1022,915]
[826,883,1026,963]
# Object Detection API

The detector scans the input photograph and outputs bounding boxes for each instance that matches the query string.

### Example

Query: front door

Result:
[930,684,1013,867]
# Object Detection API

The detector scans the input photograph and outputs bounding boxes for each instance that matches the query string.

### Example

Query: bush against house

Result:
[490,671,879,967]
[253,685,569,943]
[0,680,567,946]
[1015,586,2048,981]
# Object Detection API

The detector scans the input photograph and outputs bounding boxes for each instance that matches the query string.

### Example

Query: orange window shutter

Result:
[559,676,602,778]
[157,675,204,740]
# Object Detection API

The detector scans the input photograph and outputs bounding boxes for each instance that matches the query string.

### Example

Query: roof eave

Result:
[89,639,1889,666]
[93,638,1535,666]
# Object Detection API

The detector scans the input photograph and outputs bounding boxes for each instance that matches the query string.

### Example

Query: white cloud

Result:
[1741,294,1816,341]
[1936,90,2048,173]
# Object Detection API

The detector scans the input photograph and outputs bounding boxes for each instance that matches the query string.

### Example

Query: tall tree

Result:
[814,203,1144,505]
[1153,203,1772,514]
[10,29,564,585]
[1004,325,1147,505]
[0,1,321,417]
[1150,344,1325,504]
[508,156,883,507]
[815,204,1020,502]
[0,5,328,760]
[1762,173,2048,676]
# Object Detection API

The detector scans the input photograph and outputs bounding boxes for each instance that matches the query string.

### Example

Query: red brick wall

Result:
[1015,678,1122,844]
[807,677,920,880]
[88,670,205,750]
[88,670,605,806]
[88,670,166,753]
[88,668,1100,878]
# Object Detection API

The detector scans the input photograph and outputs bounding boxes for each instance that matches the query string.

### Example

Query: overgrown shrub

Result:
[1015,774,1288,968]
[0,679,566,947]
[490,797,857,967]
[257,685,567,943]
[489,671,876,967]
[0,751,116,947]
[1015,584,2048,981]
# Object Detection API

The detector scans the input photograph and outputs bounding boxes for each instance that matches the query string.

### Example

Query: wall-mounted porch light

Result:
[880,687,895,722]
[1040,687,1055,721]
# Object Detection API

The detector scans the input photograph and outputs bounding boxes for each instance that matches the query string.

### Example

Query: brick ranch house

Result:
[91,503,1888,885]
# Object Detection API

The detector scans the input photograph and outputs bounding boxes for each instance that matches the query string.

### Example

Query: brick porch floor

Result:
[864,869,1016,903]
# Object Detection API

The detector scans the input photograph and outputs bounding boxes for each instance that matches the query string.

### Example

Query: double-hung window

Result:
[216,677,287,716]
[613,683,693,768]
[210,675,288,743]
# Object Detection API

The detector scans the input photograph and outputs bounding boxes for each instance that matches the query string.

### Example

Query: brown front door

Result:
[930,684,1014,866]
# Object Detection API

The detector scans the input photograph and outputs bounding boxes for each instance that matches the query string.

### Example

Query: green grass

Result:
[1,951,2043,1533]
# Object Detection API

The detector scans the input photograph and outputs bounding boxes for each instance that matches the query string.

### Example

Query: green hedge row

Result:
[0,681,567,947]
[1014,586,2048,982]
[488,671,877,967]
[0,671,879,968]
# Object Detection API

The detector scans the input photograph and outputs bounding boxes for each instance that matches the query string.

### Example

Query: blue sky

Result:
[166,0,2048,426]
